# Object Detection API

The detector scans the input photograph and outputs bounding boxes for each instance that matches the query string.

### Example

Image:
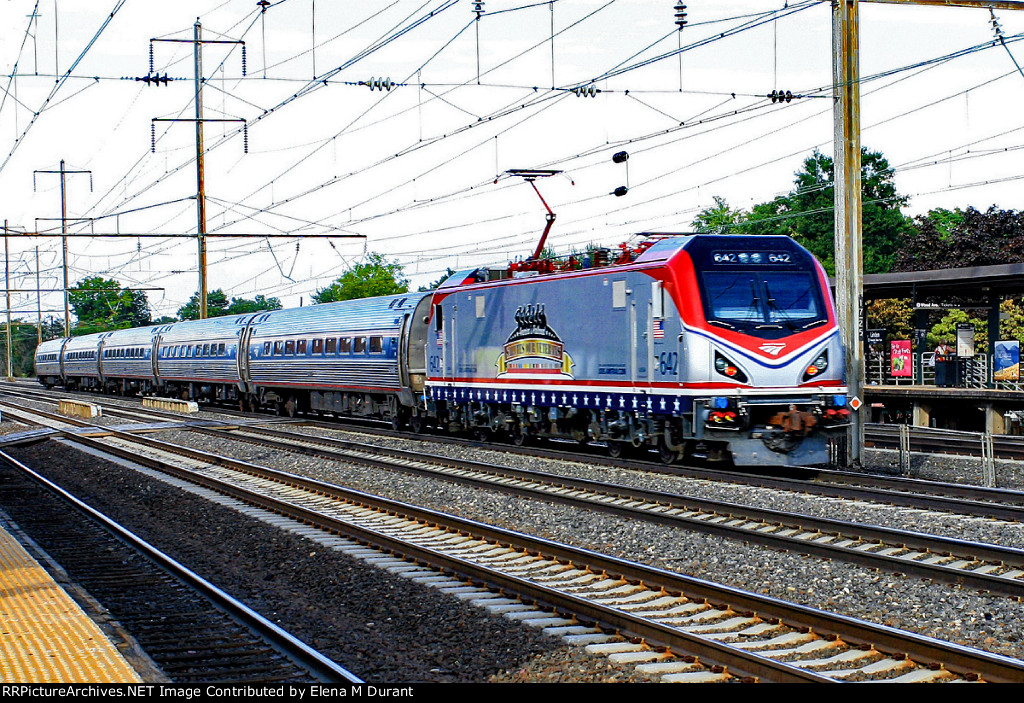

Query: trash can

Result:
[935,358,958,387]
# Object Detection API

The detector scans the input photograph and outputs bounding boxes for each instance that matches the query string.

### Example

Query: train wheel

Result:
[473,428,490,443]
[657,437,682,465]
[607,441,627,459]
[409,414,423,434]
[512,429,529,446]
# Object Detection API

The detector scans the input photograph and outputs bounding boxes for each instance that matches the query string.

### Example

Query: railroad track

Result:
[0,450,360,684]
[4,404,1022,682]
[7,397,1024,602]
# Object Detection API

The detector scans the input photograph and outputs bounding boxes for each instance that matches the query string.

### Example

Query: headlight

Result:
[803,350,829,382]
[714,352,748,383]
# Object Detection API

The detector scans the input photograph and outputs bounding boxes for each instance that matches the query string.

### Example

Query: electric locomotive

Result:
[422,233,848,465]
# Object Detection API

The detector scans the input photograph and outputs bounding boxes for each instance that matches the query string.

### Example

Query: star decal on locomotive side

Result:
[495,303,575,378]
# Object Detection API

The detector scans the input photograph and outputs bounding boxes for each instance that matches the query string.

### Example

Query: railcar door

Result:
[151,335,162,381]
[237,317,255,392]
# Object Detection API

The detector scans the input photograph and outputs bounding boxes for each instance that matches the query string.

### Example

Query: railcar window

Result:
[203,344,210,356]
[353,337,366,353]
[312,339,323,354]
[297,339,307,354]
[285,340,295,355]
[326,337,337,354]
[369,336,382,353]
[339,338,352,353]
[218,343,226,356]
[263,342,271,355]
[274,341,284,355]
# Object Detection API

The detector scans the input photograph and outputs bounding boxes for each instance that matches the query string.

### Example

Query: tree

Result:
[692,196,745,234]
[68,277,151,335]
[177,290,229,321]
[313,252,409,303]
[739,148,914,274]
[177,290,283,320]
[894,206,1024,272]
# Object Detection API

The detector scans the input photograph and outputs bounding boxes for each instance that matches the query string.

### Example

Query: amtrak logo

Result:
[759,343,786,356]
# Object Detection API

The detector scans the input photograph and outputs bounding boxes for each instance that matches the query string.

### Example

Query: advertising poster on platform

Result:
[890,339,912,377]
[994,340,1020,382]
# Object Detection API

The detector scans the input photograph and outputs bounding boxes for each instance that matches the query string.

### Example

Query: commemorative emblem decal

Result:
[496,303,575,378]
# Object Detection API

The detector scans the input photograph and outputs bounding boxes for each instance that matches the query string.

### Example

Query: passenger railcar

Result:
[33,233,848,466]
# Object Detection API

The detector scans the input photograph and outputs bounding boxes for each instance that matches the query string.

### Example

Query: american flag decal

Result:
[436,330,444,346]
[653,319,664,339]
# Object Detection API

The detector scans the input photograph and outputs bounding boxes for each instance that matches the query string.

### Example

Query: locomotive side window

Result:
[263,342,271,355]
[297,340,307,354]
[326,337,337,354]
[218,343,226,355]
[274,341,284,355]
[312,339,323,354]
[354,337,366,354]
[339,338,352,353]
[434,305,443,332]
[369,336,383,353]
[285,340,296,355]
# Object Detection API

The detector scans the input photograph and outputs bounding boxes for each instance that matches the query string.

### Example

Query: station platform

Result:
[864,384,1024,433]
[0,514,144,683]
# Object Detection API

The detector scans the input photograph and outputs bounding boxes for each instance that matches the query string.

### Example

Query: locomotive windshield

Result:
[691,238,829,339]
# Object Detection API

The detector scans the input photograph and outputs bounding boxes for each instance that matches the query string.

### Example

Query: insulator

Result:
[785,90,793,103]
[612,151,629,164]
[613,186,628,197]
[149,42,154,74]
[674,3,687,28]
[257,0,270,11]
[365,76,394,91]
[473,1,484,18]
[241,45,247,76]
[151,123,156,153]
[572,84,598,98]
[243,123,249,154]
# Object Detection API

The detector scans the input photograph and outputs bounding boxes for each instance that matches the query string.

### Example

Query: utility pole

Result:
[35,246,41,346]
[149,20,246,320]
[835,0,1024,468]
[33,159,91,336]
[195,19,208,320]
[3,220,11,379]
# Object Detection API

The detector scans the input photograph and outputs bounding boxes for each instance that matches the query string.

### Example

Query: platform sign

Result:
[866,329,885,345]
[956,323,975,358]
[994,340,1020,382]
[890,339,912,377]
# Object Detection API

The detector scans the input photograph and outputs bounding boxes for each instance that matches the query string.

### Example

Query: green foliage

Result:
[692,196,745,234]
[313,252,409,303]
[177,290,283,320]
[68,277,151,335]
[738,149,913,275]
[698,149,913,274]
[866,298,914,342]
[929,308,987,352]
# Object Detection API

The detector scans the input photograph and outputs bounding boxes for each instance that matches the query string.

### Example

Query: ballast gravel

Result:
[3,406,1024,682]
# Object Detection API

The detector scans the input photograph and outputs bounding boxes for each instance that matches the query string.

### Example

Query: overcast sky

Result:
[1,0,1022,320]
